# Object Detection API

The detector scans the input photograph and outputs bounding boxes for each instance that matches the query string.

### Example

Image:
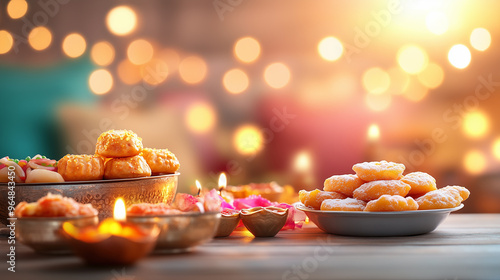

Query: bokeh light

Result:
[223,68,249,94]
[91,41,115,66]
[387,67,410,95]
[397,45,429,74]
[106,6,137,36]
[233,125,264,155]
[7,0,28,19]
[28,26,52,51]
[88,69,113,95]
[141,59,168,85]
[448,44,471,69]
[127,39,154,65]
[234,37,261,63]
[403,78,429,102]
[492,138,500,161]
[425,11,448,35]
[186,103,216,134]
[463,111,489,138]
[417,62,444,89]
[0,30,14,54]
[362,67,390,94]
[264,62,291,89]
[62,33,86,58]
[365,93,391,111]
[179,55,207,84]
[293,151,312,171]
[318,36,343,61]
[463,150,487,175]
[367,124,380,141]
[117,59,142,85]
[470,28,491,51]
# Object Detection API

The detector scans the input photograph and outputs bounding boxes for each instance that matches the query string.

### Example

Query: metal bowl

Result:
[128,211,221,253]
[15,215,98,254]
[0,173,178,225]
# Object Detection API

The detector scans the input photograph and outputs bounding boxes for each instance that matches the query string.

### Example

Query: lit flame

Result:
[113,198,126,221]
[368,124,380,141]
[195,180,202,196]
[218,173,227,193]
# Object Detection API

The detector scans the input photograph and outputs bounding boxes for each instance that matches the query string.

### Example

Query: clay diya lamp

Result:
[62,198,159,266]
[240,206,289,237]
[215,209,241,237]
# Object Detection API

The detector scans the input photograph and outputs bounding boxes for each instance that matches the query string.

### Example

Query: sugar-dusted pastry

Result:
[141,148,180,174]
[299,189,347,210]
[416,186,469,210]
[364,195,418,212]
[323,174,365,197]
[95,129,143,158]
[104,155,151,179]
[352,160,405,182]
[320,198,367,211]
[353,180,411,201]
[401,172,437,196]
[57,154,105,181]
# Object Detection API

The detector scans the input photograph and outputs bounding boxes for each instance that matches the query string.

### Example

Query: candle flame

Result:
[368,124,380,141]
[113,198,126,221]
[293,151,311,171]
[195,180,202,196]
[218,172,227,192]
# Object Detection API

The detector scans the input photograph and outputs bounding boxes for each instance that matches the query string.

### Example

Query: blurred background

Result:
[1,0,499,212]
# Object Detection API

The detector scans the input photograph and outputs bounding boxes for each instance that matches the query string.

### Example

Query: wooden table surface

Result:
[1,213,499,280]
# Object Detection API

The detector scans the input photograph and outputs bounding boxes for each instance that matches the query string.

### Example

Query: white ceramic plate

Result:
[295,203,464,237]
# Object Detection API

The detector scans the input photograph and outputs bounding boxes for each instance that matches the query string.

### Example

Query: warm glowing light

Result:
[195,180,202,195]
[470,28,491,51]
[448,44,471,69]
[425,11,448,35]
[234,37,261,63]
[179,56,207,84]
[365,93,391,112]
[367,124,380,141]
[463,111,489,138]
[417,62,444,89]
[28,26,52,51]
[185,103,216,133]
[140,59,168,85]
[117,59,142,85]
[113,198,126,221]
[62,33,86,58]
[362,67,390,95]
[318,36,343,61]
[387,67,410,95]
[404,78,429,102]
[158,48,180,73]
[397,45,428,74]
[293,151,312,171]
[106,6,137,36]
[264,62,291,89]
[89,69,113,95]
[127,39,154,65]
[463,150,487,175]
[223,68,249,94]
[91,41,115,66]
[233,125,264,155]
[492,138,500,160]
[7,0,28,19]
[0,30,14,54]
[218,173,227,190]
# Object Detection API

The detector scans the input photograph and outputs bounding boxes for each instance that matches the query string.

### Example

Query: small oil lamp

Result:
[215,172,241,237]
[240,206,289,237]
[63,198,159,265]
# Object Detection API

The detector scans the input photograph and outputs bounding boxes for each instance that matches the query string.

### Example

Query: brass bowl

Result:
[215,212,241,237]
[128,211,221,253]
[63,220,160,265]
[15,215,98,254]
[240,206,289,237]
[0,173,178,225]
